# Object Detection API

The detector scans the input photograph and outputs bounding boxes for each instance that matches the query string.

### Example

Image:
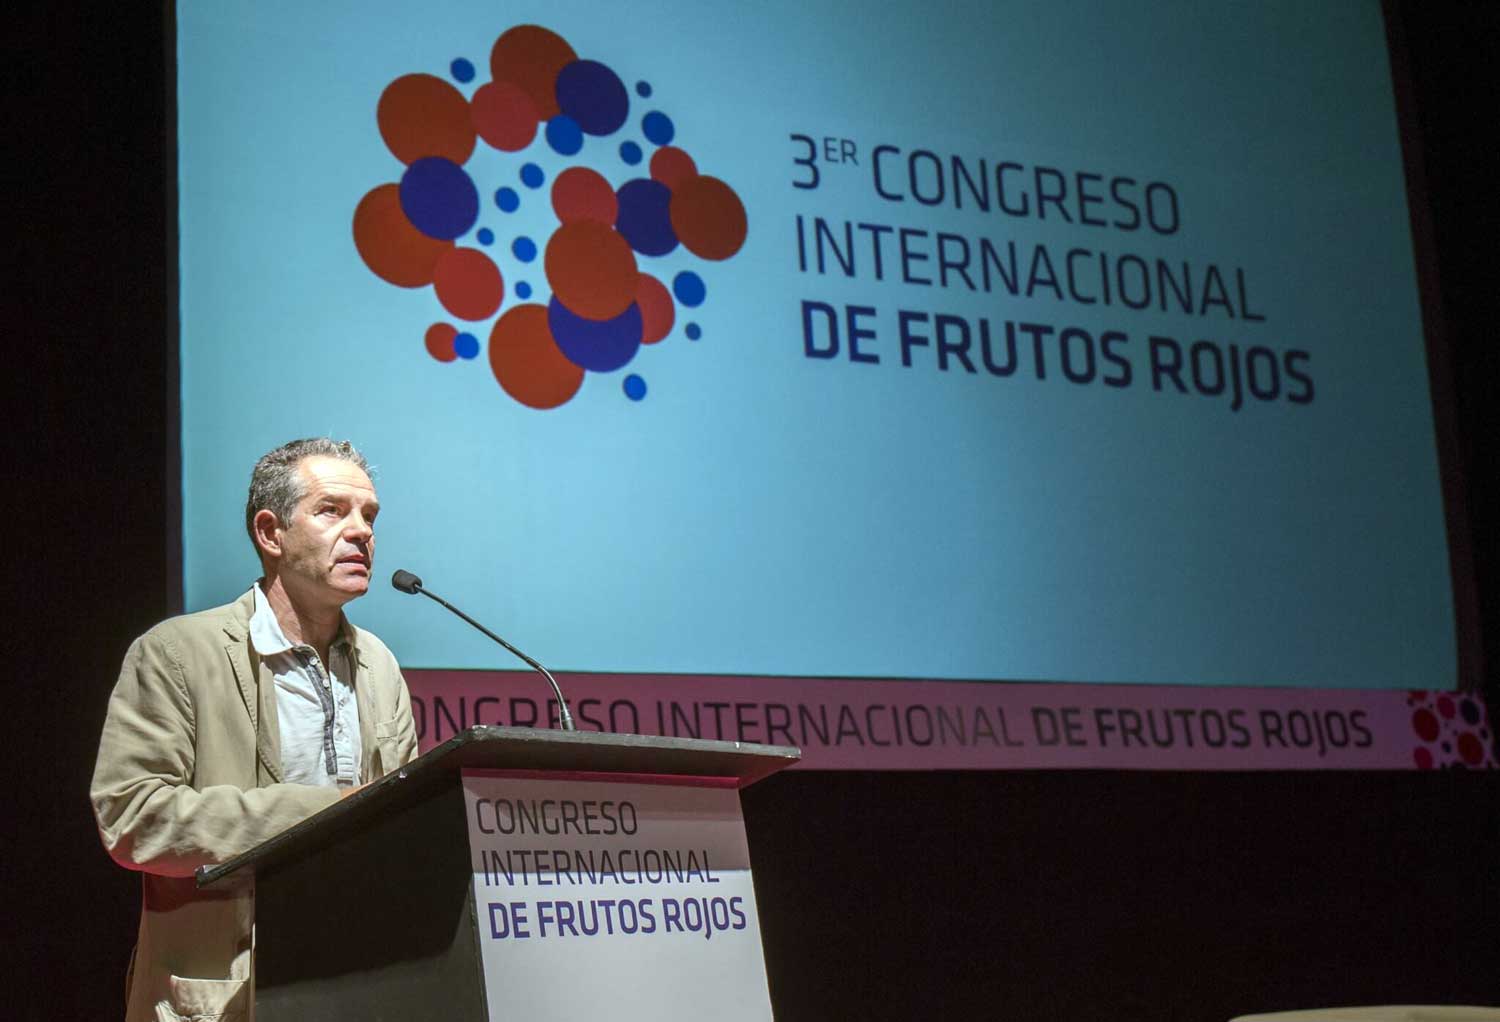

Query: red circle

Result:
[1457,732,1484,766]
[425,323,458,362]
[1412,708,1440,743]
[472,81,539,152]
[544,220,639,322]
[353,184,453,287]
[552,167,618,225]
[378,74,476,165]
[1437,695,1456,719]
[490,25,576,120]
[1413,746,1434,770]
[670,175,748,261]
[650,146,697,190]
[636,274,674,344]
[489,304,585,410]
[433,247,504,321]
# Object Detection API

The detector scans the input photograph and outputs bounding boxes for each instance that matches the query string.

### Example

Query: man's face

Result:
[273,456,380,609]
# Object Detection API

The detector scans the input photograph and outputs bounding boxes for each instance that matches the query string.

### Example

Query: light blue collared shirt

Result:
[249,584,362,788]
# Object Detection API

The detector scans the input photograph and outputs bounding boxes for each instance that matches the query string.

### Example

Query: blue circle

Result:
[454,332,480,359]
[476,227,494,246]
[686,323,702,340]
[619,141,642,165]
[635,81,653,98]
[520,163,545,189]
[673,271,706,307]
[549,297,643,372]
[513,236,537,262]
[516,281,533,299]
[495,187,520,213]
[624,374,647,400]
[546,115,584,156]
[555,59,629,136]
[450,58,475,83]
[615,178,678,256]
[399,157,479,240]
[642,111,675,146]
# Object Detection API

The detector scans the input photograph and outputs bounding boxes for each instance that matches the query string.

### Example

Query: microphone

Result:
[390,569,576,731]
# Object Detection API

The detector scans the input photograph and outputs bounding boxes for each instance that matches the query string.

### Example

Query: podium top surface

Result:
[197,726,799,888]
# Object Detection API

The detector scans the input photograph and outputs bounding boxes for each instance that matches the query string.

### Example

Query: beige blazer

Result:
[91,590,419,1022]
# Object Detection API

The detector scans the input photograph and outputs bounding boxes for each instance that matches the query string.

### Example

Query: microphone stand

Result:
[392,571,576,731]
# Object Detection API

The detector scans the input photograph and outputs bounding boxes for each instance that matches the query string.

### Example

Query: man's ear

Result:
[251,509,284,561]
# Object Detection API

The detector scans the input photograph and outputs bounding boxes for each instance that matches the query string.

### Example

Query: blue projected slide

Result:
[176,0,1454,690]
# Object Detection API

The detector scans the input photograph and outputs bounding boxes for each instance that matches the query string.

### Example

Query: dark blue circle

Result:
[516,281,532,299]
[476,227,494,246]
[548,297,643,372]
[520,163,545,189]
[635,80,652,98]
[495,187,520,213]
[450,58,475,83]
[399,157,479,241]
[673,271,706,307]
[642,111,675,146]
[620,141,642,165]
[624,374,647,400]
[513,236,537,262]
[685,322,702,340]
[555,59,629,136]
[545,115,584,156]
[615,178,678,256]
[1461,698,1481,725]
[454,332,480,359]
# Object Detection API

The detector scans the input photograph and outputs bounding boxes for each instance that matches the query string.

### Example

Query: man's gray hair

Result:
[245,438,371,550]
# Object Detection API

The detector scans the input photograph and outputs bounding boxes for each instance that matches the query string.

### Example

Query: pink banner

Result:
[405,670,1496,771]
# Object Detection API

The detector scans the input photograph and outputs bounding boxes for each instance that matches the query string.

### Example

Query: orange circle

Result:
[490,25,576,121]
[670,175,748,261]
[433,247,504,321]
[551,167,618,225]
[352,184,453,287]
[650,146,697,190]
[471,81,538,153]
[425,323,458,362]
[636,274,674,344]
[489,303,585,410]
[377,74,476,165]
[544,220,639,322]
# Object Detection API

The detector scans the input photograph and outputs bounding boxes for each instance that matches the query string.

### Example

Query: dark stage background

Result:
[11,3,1500,1017]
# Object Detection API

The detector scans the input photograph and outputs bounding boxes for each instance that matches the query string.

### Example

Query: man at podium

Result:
[91,438,420,1022]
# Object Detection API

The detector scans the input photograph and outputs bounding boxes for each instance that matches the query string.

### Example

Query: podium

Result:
[197,726,799,1021]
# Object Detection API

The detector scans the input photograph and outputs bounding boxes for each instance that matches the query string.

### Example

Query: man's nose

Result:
[347,514,374,541]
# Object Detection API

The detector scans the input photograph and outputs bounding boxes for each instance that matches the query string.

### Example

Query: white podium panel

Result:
[462,770,774,1021]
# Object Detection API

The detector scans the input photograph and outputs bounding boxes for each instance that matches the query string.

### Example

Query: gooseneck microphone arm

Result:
[391,569,576,731]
